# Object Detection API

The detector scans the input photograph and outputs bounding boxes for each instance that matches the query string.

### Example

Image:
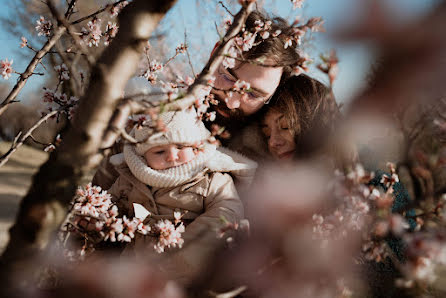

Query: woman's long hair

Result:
[265,74,353,166]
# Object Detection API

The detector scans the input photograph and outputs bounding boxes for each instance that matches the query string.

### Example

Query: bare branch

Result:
[64,0,77,19]
[0,110,58,168]
[157,2,255,113]
[54,40,82,96]
[0,26,66,117]
[47,0,95,66]
[218,1,234,17]
[184,31,196,77]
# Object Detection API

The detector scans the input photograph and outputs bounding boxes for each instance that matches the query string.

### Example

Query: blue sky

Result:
[0,0,440,104]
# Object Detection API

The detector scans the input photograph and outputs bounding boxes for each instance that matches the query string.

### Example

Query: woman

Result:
[261,74,347,165]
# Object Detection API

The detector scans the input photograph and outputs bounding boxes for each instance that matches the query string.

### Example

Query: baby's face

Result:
[144,144,198,170]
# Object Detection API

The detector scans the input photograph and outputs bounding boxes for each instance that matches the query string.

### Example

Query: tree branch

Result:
[0,110,58,168]
[0,26,67,117]
[47,0,95,67]
[155,1,255,113]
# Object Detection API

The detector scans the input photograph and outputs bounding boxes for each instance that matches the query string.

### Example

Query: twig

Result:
[54,40,82,96]
[0,1,83,117]
[214,21,223,40]
[0,26,66,116]
[218,1,234,16]
[184,31,196,77]
[100,98,150,150]
[149,2,256,113]
[47,0,95,66]
[117,128,138,144]
[64,0,77,19]
[29,135,52,146]
[163,51,181,67]
[70,0,128,25]
[0,110,58,168]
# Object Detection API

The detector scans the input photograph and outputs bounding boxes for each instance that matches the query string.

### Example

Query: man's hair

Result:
[243,10,301,80]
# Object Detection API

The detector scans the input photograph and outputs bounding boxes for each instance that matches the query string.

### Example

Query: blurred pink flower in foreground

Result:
[0,59,13,80]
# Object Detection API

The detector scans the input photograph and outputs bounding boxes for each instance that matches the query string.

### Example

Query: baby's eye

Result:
[154,150,165,155]
[176,145,185,150]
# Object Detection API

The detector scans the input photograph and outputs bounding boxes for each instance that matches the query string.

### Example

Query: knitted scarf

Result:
[123,143,216,188]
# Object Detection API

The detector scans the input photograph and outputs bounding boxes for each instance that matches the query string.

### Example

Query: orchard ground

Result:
[0,142,93,253]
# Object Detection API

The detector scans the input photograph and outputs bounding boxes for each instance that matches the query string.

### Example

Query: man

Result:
[92,10,300,189]
[208,10,300,160]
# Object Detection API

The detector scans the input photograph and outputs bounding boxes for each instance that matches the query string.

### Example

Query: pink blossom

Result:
[104,22,118,46]
[0,59,13,80]
[368,188,381,200]
[260,31,270,39]
[291,0,305,9]
[35,16,52,37]
[222,46,237,69]
[389,214,409,236]
[149,60,163,72]
[205,111,216,122]
[233,80,251,93]
[380,173,399,188]
[312,214,324,225]
[109,1,129,17]
[175,43,187,54]
[223,16,233,31]
[81,18,102,47]
[235,31,256,51]
[44,144,56,152]
[272,30,281,37]
[54,64,69,81]
[207,75,216,87]
[254,20,264,31]
[305,17,325,32]
[20,37,27,48]
[291,65,304,76]
[284,37,293,49]
[362,240,389,262]
[153,219,185,253]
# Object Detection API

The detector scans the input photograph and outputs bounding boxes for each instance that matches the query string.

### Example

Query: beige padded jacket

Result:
[108,162,244,284]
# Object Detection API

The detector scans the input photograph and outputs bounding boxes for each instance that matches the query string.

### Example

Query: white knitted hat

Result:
[134,108,211,156]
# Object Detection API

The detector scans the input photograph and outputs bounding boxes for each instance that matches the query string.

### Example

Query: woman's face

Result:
[262,110,296,161]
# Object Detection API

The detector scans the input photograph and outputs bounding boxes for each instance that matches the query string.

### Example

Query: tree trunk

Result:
[0,0,177,295]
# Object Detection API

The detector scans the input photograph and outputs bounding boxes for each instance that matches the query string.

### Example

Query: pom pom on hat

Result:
[134,108,211,156]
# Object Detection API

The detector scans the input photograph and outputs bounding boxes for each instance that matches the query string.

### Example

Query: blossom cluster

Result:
[317,49,339,85]
[35,16,52,37]
[0,59,13,80]
[67,183,151,244]
[398,231,446,286]
[42,84,79,120]
[153,219,185,253]
[63,183,187,258]
[312,163,411,264]
[219,4,324,85]
[80,17,119,48]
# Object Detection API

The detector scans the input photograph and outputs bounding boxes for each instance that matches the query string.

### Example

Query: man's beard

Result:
[210,96,248,130]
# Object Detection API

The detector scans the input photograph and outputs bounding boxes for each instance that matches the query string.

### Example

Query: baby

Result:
[107,108,257,283]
